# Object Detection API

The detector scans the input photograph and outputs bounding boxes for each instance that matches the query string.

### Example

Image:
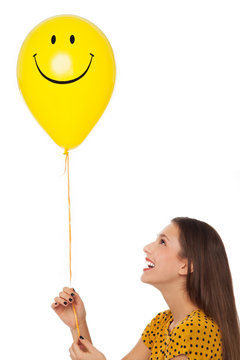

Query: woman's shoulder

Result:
[183,308,221,332]
[165,309,223,360]
[170,309,222,337]
[141,309,172,350]
[150,308,172,325]
[142,308,172,331]
[145,308,221,332]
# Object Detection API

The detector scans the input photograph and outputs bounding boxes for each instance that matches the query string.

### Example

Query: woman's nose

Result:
[143,243,152,253]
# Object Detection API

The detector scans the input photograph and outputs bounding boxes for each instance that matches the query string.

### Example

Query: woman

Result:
[51,217,240,360]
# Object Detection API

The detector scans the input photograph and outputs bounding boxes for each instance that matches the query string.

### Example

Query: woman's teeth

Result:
[146,260,155,268]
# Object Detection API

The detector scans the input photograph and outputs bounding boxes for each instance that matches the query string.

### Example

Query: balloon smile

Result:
[33,53,94,84]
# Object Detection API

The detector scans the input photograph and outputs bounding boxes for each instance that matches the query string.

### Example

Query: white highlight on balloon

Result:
[51,53,74,75]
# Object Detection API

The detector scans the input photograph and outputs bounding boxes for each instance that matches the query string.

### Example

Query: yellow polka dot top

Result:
[141,308,223,360]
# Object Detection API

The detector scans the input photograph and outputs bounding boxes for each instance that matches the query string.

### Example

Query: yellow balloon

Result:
[17,14,116,150]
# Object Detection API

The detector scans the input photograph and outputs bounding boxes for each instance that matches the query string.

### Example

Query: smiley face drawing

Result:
[17,15,116,150]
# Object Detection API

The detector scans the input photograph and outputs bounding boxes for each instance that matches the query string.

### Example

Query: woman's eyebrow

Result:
[157,232,170,241]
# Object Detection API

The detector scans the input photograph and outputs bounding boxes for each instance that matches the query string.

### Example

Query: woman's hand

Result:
[51,287,87,330]
[69,337,106,360]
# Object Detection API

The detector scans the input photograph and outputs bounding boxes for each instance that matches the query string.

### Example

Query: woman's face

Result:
[141,221,189,287]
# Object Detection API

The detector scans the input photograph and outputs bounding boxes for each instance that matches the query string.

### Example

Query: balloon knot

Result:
[63,149,68,155]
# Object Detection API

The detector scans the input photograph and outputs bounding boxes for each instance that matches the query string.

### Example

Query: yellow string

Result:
[63,148,81,338]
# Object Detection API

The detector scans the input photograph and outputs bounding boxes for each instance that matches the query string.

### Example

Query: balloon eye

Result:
[70,35,75,44]
[51,35,56,44]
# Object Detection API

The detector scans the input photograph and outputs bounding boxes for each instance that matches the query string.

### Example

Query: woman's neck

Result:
[160,284,198,325]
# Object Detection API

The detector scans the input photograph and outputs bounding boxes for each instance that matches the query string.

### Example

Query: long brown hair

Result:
[171,216,240,360]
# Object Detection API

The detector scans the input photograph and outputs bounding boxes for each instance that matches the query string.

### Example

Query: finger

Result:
[51,301,60,309]
[77,337,94,352]
[77,339,88,352]
[51,287,75,308]
[65,287,82,303]
[69,346,77,360]
[63,286,76,299]
[59,291,74,304]
[54,296,71,307]
[72,341,85,356]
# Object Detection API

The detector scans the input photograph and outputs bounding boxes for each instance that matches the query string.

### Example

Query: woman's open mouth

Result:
[143,258,155,271]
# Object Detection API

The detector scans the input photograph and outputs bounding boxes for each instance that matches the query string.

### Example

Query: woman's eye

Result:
[159,239,165,245]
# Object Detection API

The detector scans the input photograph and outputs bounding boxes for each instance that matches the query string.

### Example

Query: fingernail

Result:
[64,301,67,305]
[79,335,84,339]
[55,302,57,305]
[71,293,75,297]
[69,298,72,302]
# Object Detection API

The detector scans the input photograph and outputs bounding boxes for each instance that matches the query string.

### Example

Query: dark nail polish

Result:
[69,298,72,302]
[64,301,67,305]
[55,302,57,305]
[80,335,84,339]
[71,293,75,297]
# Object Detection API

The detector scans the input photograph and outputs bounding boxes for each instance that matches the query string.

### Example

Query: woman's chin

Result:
[140,271,150,283]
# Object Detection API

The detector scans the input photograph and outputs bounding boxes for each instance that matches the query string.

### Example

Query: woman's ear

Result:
[179,261,194,275]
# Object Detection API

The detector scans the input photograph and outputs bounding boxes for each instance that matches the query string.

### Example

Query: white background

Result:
[0,0,239,359]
